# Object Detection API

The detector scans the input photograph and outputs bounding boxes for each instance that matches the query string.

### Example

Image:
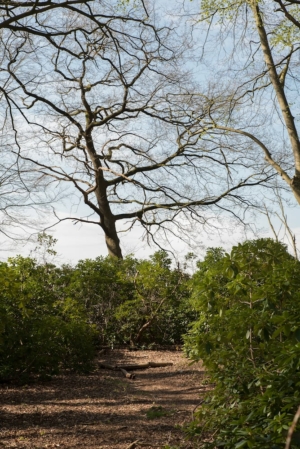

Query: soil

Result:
[0,349,207,449]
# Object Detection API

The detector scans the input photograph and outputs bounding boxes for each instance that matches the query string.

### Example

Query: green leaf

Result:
[295,328,300,342]
[284,324,291,337]
[205,342,213,354]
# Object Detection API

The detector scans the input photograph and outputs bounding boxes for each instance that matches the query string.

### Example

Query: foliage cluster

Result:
[0,256,96,382]
[185,239,300,448]
[65,251,193,347]
[0,246,193,382]
[4,233,299,449]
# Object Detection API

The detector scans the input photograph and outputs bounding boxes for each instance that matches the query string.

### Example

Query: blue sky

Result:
[0,0,299,264]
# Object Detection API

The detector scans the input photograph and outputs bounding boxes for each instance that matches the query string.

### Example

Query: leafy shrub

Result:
[69,251,193,347]
[114,251,193,346]
[66,256,136,345]
[184,239,300,448]
[0,248,194,381]
[0,257,96,381]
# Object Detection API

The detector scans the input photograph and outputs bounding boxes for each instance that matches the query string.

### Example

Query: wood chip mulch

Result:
[0,349,208,449]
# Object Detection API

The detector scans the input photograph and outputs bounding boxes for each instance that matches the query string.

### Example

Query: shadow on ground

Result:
[0,349,206,449]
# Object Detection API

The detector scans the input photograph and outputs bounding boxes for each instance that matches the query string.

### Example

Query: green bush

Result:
[0,248,194,381]
[68,251,193,347]
[184,239,300,448]
[0,257,96,381]
[66,256,136,345]
[114,251,193,346]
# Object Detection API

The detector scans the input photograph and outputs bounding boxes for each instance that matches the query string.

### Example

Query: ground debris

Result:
[0,349,205,448]
[99,361,174,379]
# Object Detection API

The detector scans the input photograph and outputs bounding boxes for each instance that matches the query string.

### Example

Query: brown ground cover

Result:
[0,349,206,449]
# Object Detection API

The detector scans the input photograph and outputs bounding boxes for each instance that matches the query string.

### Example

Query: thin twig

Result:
[191,400,204,419]
[126,441,139,449]
[285,406,300,449]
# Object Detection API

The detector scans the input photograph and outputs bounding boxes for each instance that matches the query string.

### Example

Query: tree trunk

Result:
[95,180,123,258]
[85,133,123,258]
[104,224,123,258]
[250,0,300,204]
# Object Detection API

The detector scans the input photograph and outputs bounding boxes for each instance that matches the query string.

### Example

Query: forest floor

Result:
[0,349,207,449]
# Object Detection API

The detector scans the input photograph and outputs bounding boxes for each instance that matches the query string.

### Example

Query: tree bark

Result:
[85,132,123,258]
[250,0,300,204]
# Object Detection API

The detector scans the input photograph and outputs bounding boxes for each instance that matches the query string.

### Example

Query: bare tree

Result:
[0,79,61,245]
[263,187,299,260]
[250,0,300,202]
[0,1,89,246]
[0,0,276,257]
[0,144,58,246]
[0,1,99,33]
[186,0,300,207]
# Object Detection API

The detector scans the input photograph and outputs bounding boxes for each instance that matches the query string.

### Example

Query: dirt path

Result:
[0,350,206,449]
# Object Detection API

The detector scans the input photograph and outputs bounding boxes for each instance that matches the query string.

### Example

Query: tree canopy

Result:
[0,0,299,258]
[0,0,282,257]
[192,0,300,205]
